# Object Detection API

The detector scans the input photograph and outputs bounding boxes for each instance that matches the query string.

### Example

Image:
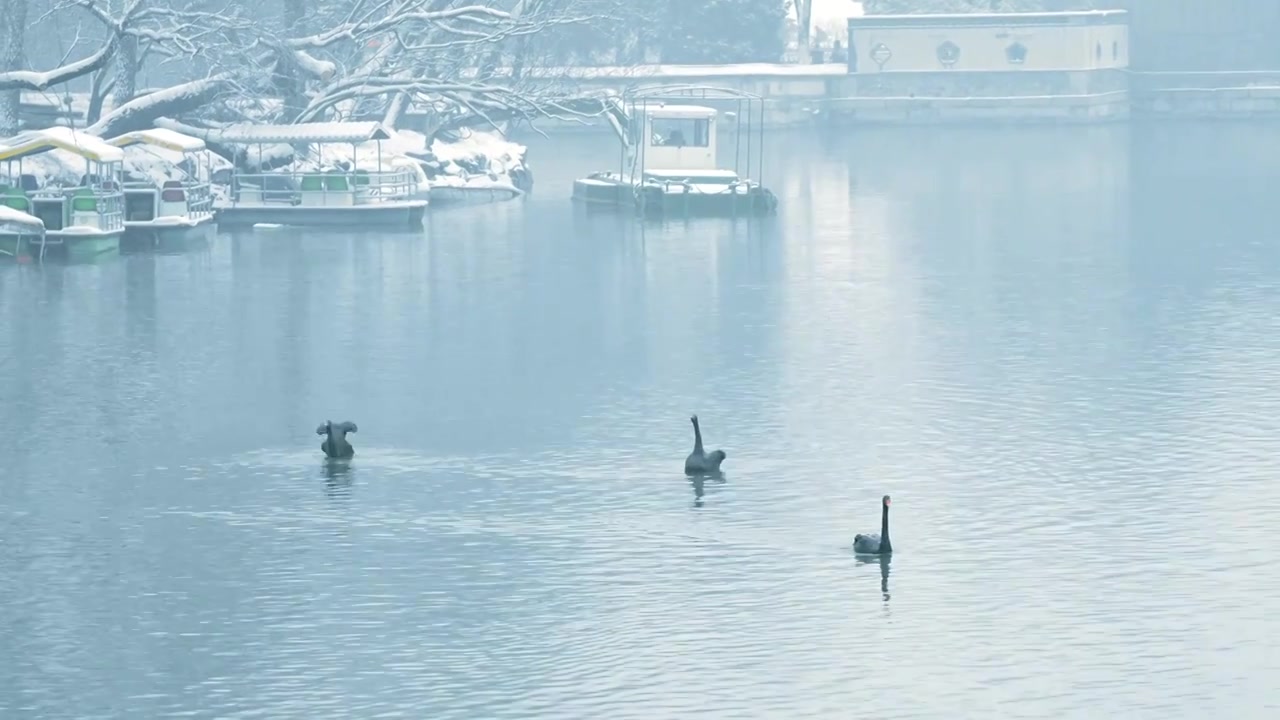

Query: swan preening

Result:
[317,420,358,459]
[684,414,727,475]
[853,495,893,555]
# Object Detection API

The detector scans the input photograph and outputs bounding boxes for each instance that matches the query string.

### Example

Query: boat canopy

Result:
[106,128,207,153]
[201,121,395,146]
[0,127,126,163]
[640,104,718,120]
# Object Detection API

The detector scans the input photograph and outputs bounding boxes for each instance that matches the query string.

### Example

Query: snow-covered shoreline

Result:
[419,129,532,196]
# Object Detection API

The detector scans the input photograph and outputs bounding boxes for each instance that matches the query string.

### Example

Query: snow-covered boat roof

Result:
[0,127,125,164]
[640,104,717,120]
[0,205,45,232]
[106,128,207,153]
[644,168,739,179]
[210,121,395,146]
[851,9,1126,22]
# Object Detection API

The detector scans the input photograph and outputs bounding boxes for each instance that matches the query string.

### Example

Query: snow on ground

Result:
[454,63,849,80]
[422,129,527,191]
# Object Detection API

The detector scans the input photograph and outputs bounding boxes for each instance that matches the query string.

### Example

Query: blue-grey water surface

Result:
[2,123,1279,719]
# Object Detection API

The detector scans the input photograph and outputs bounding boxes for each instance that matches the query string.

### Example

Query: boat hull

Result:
[572,177,777,218]
[48,230,123,261]
[122,215,215,252]
[0,233,37,262]
[428,185,522,205]
[4,227,122,262]
[214,201,428,230]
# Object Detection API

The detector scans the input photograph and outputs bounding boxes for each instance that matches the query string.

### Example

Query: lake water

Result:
[2,123,1279,719]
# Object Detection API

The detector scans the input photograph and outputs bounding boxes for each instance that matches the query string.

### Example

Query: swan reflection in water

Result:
[855,554,892,602]
[688,474,727,508]
[322,458,354,498]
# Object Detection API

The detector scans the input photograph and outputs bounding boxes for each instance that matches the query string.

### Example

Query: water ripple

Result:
[3,126,1280,718]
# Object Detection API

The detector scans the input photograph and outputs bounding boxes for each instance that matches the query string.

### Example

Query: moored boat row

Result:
[4,84,779,264]
[0,122,432,262]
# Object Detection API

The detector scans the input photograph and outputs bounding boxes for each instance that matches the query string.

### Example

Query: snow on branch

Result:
[7,0,636,136]
[127,8,254,60]
[0,0,230,92]
[87,74,231,138]
[264,0,624,124]
[0,37,119,92]
[284,3,515,50]
[0,0,151,94]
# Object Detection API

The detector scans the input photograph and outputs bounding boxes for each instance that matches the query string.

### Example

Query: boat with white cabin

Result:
[0,127,126,260]
[105,128,218,251]
[0,204,46,262]
[573,87,778,217]
[199,121,428,230]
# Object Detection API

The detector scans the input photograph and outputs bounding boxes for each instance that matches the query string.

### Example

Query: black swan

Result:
[853,495,893,555]
[684,414,727,475]
[317,420,358,459]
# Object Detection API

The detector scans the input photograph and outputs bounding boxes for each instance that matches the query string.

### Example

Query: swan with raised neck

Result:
[684,414,726,475]
[853,495,893,555]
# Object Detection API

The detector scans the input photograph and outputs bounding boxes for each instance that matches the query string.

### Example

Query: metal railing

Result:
[185,182,215,217]
[229,168,420,207]
[23,186,125,233]
[124,180,215,220]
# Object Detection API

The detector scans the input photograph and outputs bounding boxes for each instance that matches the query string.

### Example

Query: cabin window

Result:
[649,118,709,148]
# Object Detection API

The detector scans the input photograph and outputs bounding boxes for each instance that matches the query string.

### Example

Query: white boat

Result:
[193,121,428,230]
[0,127,126,260]
[0,204,46,262]
[572,87,778,217]
[105,128,218,251]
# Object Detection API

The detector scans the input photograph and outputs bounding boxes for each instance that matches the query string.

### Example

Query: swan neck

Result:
[880,504,892,551]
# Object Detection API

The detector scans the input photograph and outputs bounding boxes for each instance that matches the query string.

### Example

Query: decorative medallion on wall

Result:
[1005,42,1027,65]
[870,42,892,70]
[936,41,960,68]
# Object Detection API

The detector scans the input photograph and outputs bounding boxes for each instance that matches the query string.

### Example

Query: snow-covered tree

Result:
[81,0,626,139]
[0,0,246,134]
[0,0,28,134]
[1,0,625,140]
[0,0,140,134]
